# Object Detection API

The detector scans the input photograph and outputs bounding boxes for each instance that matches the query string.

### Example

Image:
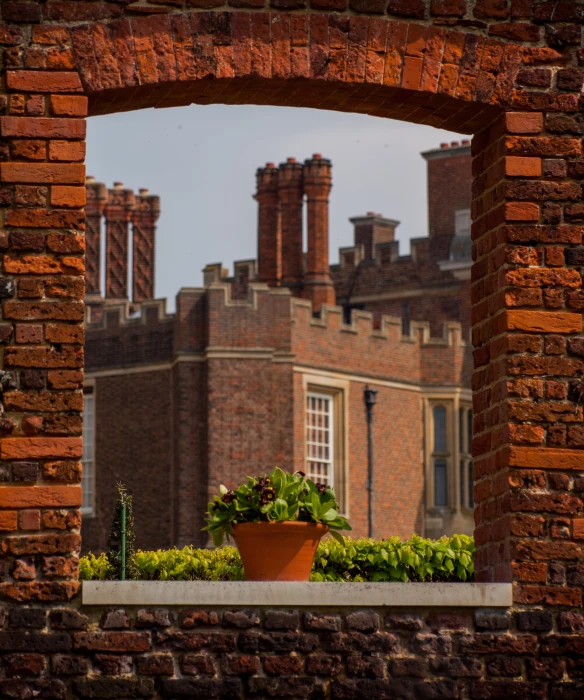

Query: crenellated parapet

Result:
[290,297,469,387]
[85,298,173,329]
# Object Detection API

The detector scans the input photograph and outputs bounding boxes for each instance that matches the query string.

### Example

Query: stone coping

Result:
[83,581,512,607]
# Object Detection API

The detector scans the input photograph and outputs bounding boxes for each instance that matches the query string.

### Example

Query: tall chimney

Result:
[255,163,281,287]
[132,188,160,302]
[349,212,400,260]
[104,182,135,300]
[303,154,335,311]
[85,176,108,297]
[421,141,472,261]
[278,158,304,292]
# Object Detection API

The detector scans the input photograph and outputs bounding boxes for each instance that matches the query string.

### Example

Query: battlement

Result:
[202,279,466,350]
[85,298,174,329]
[290,298,465,350]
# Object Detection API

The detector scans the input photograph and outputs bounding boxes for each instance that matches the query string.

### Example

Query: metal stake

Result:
[121,499,127,581]
[364,386,378,539]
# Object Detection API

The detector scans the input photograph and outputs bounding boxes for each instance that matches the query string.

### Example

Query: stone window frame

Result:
[82,380,96,518]
[459,405,474,512]
[424,390,473,517]
[302,375,349,518]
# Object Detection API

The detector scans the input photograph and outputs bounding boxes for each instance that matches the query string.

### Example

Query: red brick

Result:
[0,512,18,531]
[0,117,86,139]
[0,438,83,460]
[50,186,86,208]
[505,202,539,221]
[19,510,41,531]
[506,310,582,333]
[6,71,82,93]
[510,447,584,471]
[0,163,85,185]
[48,141,86,163]
[505,112,543,134]
[505,156,542,177]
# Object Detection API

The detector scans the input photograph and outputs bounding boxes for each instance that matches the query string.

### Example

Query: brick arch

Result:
[1,2,584,616]
[70,11,517,134]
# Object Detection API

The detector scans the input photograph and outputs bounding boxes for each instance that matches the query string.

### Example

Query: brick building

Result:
[82,143,473,553]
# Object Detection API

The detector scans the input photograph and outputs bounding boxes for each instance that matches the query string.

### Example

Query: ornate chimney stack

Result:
[132,188,160,302]
[350,212,400,261]
[255,163,281,287]
[278,157,304,293]
[303,154,335,311]
[104,182,135,300]
[85,176,108,297]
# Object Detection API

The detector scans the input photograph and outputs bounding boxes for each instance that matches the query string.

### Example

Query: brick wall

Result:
[0,0,583,683]
[3,600,584,699]
[84,285,466,546]
[82,371,173,554]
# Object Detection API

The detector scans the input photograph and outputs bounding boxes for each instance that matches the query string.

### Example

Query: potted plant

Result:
[203,467,352,581]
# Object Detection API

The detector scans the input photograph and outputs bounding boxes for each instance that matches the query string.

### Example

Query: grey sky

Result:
[87,106,464,311]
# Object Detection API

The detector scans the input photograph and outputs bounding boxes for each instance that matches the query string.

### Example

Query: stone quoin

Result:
[1,1,584,698]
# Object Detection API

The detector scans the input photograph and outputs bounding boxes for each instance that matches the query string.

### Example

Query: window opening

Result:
[82,391,95,516]
[432,405,448,507]
[306,392,334,488]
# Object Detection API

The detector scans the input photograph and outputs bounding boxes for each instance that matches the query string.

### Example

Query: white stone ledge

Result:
[83,581,512,608]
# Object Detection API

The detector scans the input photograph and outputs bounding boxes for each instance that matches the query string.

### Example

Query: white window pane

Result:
[306,392,334,489]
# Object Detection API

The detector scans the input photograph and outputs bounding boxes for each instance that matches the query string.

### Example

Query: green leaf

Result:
[329,530,346,546]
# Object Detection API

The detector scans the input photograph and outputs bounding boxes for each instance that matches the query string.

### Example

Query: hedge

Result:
[80,534,474,583]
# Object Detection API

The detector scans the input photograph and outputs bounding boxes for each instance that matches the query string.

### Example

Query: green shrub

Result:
[311,534,474,582]
[79,552,114,581]
[80,534,473,583]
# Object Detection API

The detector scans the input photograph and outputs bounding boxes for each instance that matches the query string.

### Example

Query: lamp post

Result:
[363,386,378,539]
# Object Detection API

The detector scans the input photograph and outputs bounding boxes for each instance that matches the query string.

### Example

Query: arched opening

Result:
[2,8,577,602]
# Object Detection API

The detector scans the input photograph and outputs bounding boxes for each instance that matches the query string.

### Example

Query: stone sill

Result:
[83,582,512,607]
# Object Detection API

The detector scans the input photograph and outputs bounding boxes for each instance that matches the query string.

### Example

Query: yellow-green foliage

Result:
[80,534,473,583]
[79,552,114,581]
[311,534,474,582]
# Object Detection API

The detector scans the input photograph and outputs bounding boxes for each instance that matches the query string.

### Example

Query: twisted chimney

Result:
[104,182,135,300]
[132,188,160,302]
[85,176,108,297]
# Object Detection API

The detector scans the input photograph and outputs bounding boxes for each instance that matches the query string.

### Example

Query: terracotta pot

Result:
[233,521,328,581]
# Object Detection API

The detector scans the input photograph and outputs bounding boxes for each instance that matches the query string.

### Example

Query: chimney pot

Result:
[286,157,296,163]
[367,211,376,217]
[266,162,275,168]
[114,181,124,189]
[139,188,149,196]
[312,153,322,160]
[86,175,95,184]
